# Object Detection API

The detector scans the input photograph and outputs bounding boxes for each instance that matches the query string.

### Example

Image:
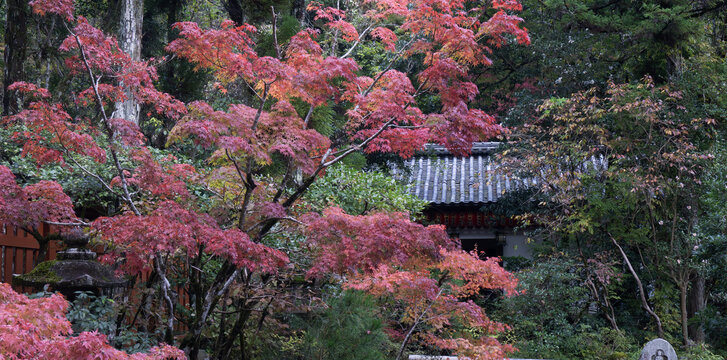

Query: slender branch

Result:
[363,37,416,97]
[69,25,140,215]
[341,24,372,59]
[226,149,250,188]
[303,104,315,127]
[610,233,664,337]
[251,83,268,131]
[65,151,122,198]
[272,160,293,202]
[318,72,427,162]
[390,124,426,129]
[243,78,264,101]
[198,268,241,333]
[255,296,275,332]
[246,216,302,233]
[43,220,90,226]
[323,117,396,167]
[256,112,398,240]
[396,288,443,360]
[155,257,176,343]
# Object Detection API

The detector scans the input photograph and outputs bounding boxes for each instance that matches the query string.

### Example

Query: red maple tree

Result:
[306,209,518,360]
[2,0,529,358]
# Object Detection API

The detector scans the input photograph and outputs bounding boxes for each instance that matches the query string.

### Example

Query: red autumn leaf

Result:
[0,165,77,230]
[0,283,184,360]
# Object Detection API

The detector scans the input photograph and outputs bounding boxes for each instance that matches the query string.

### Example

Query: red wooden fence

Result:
[0,223,61,289]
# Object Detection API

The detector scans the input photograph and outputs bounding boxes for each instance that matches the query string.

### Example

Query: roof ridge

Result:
[421,142,501,155]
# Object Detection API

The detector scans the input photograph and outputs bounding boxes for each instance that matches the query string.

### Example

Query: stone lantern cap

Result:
[13,229,127,291]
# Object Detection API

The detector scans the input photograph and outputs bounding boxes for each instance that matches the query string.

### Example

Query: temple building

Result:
[397,142,608,260]
[397,142,536,259]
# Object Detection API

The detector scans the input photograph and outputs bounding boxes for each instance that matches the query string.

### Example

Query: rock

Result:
[639,338,678,360]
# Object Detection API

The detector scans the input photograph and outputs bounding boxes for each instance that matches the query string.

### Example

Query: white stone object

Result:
[639,338,678,360]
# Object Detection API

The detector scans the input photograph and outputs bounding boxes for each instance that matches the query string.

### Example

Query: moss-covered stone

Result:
[13,260,60,286]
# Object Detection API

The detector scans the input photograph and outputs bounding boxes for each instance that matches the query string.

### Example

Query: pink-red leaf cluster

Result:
[305,207,453,277]
[0,283,184,360]
[93,201,288,274]
[305,208,519,360]
[0,165,77,231]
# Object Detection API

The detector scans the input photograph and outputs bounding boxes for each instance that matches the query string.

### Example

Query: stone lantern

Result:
[13,229,127,299]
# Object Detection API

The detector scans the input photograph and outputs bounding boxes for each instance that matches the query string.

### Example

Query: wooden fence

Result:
[0,223,61,289]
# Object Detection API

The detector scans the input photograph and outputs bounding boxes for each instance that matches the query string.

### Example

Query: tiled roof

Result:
[400,152,526,204]
[397,142,606,205]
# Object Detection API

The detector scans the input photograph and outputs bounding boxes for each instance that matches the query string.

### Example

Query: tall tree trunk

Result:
[291,0,306,23]
[223,0,245,25]
[115,0,143,125]
[688,275,706,343]
[679,282,690,346]
[3,0,28,116]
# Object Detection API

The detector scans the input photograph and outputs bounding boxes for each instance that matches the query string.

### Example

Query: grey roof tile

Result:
[400,142,605,205]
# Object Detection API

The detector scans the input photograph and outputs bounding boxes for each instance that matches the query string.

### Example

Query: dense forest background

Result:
[3,0,727,359]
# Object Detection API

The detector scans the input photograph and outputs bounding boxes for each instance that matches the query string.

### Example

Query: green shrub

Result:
[678,345,724,360]
[300,290,394,360]
[490,256,639,359]
[251,290,395,360]
[66,291,162,354]
[66,291,116,336]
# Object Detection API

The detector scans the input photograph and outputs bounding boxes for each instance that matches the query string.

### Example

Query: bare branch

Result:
[610,233,664,337]
[246,216,303,233]
[44,220,90,227]
[65,150,122,198]
[363,37,416,97]
[226,149,250,188]
[303,104,315,127]
[251,83,268,131]
[341,24,372,59]
[396,288,443,360]
[323,116,397,168]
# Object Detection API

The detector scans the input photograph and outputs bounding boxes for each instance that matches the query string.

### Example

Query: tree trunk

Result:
[115,0,143,125]
[224,0,245,25]
[3,0,29,116]
[215,307,252,359]
[291,0,306,23]
[688,274,706,343]
[679,282,690,346]
[183,263,238,359]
